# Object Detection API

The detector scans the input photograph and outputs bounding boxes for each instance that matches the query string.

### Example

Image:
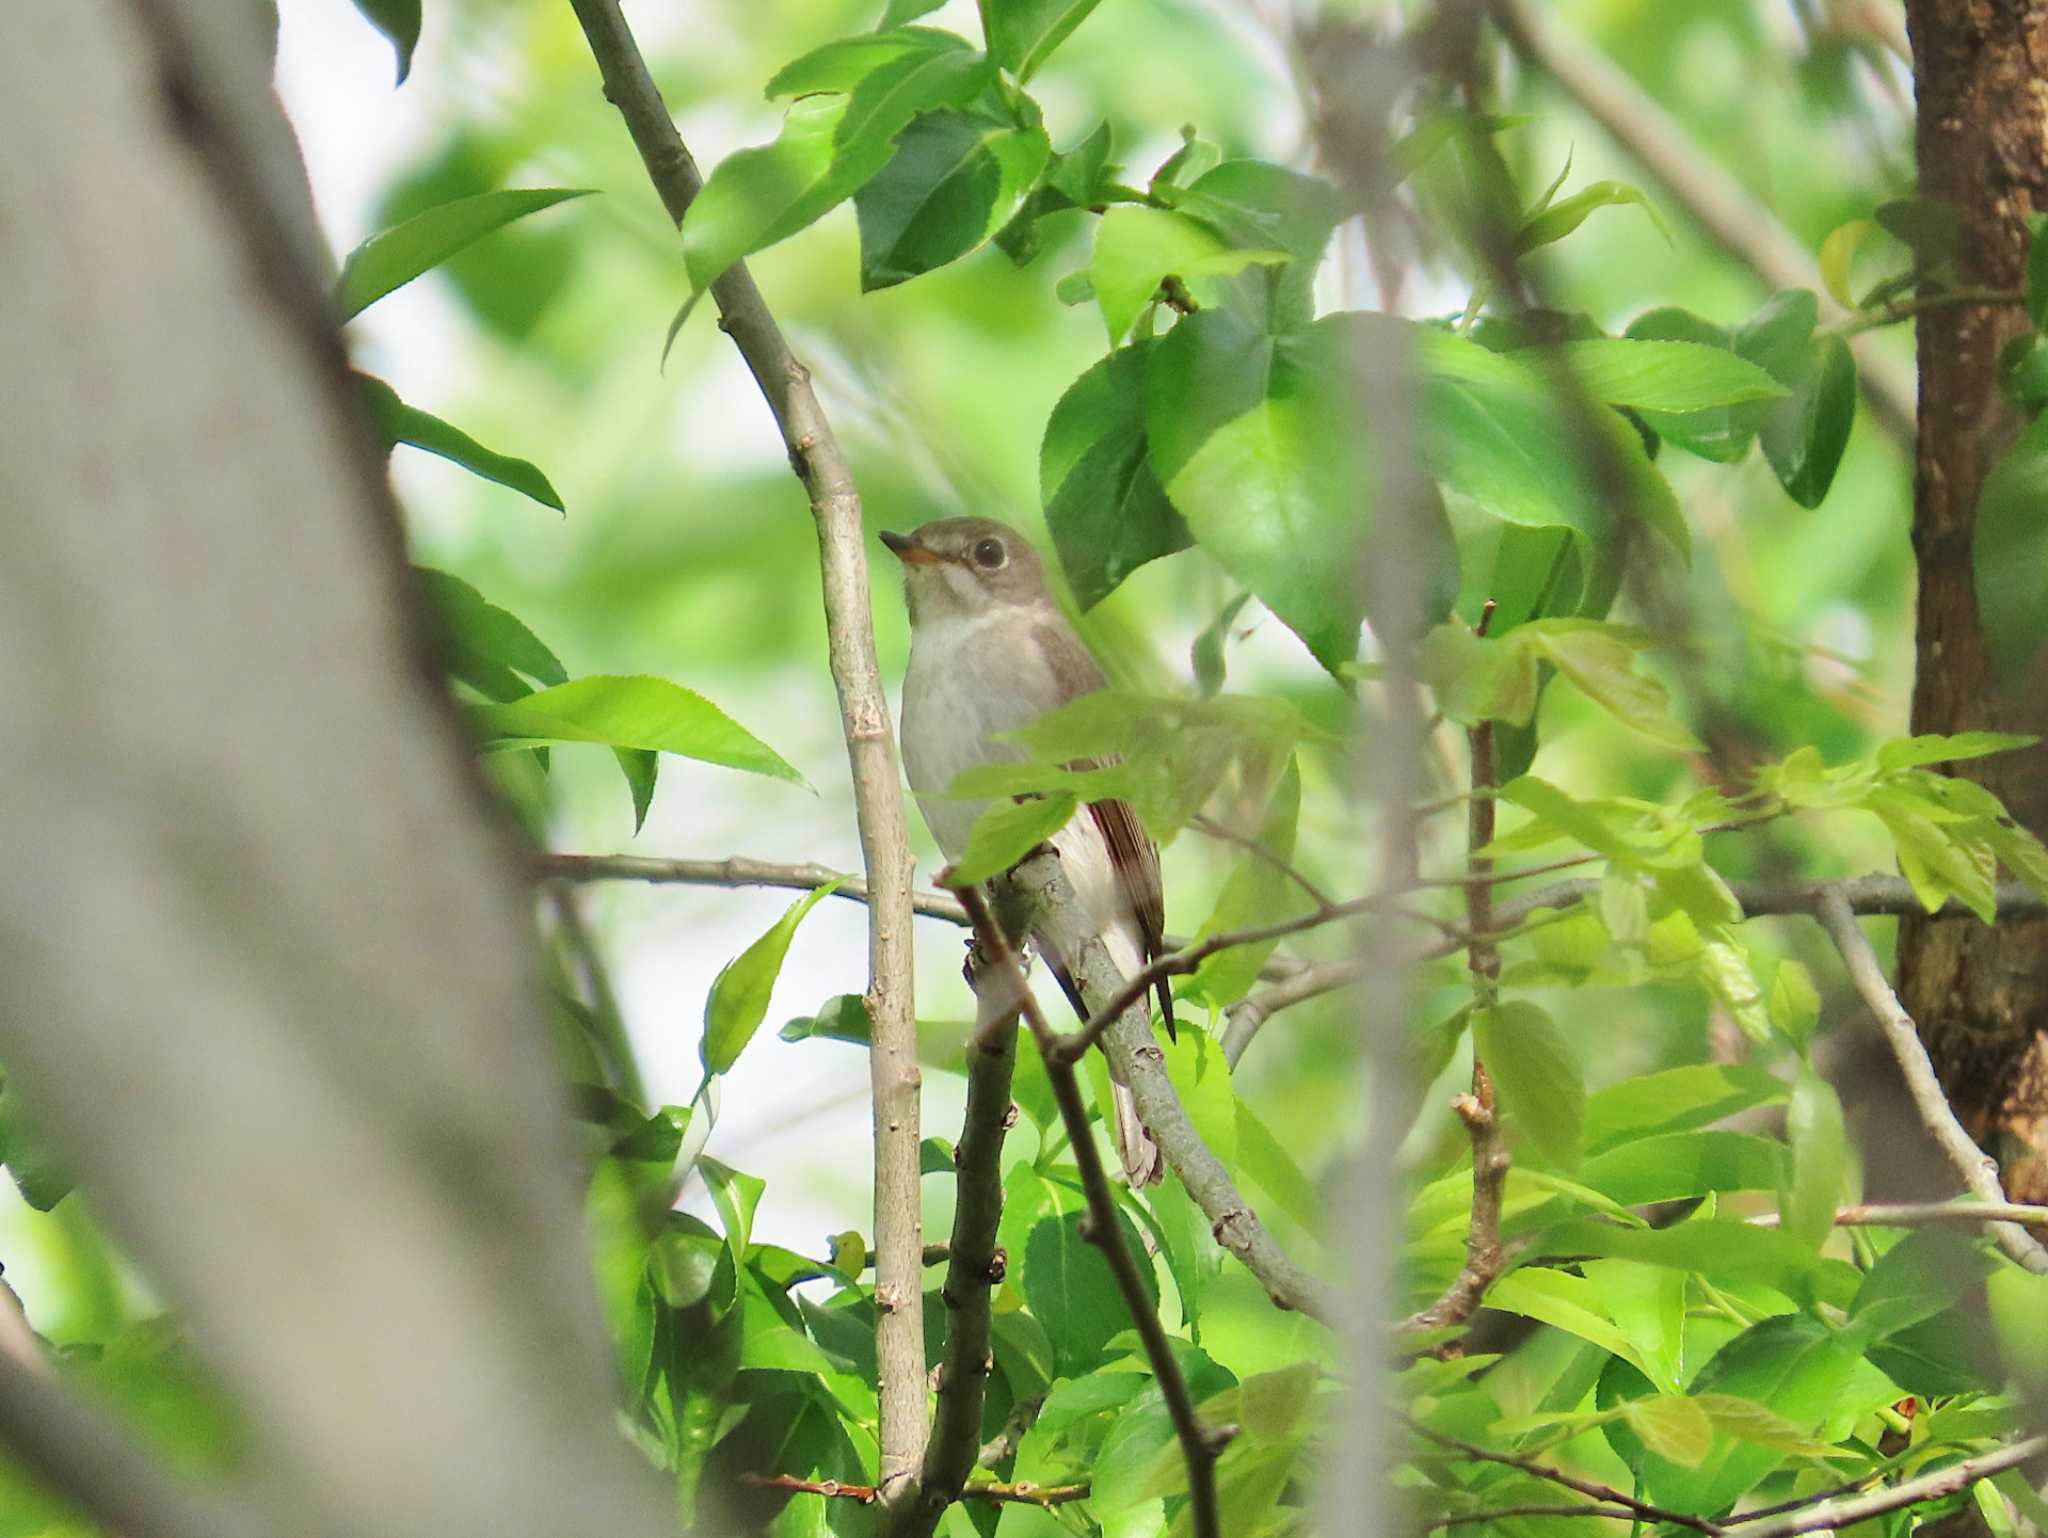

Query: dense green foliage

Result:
[5,1,2048,1535]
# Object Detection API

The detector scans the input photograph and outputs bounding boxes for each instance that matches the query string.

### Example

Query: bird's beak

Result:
[879,529,943,565]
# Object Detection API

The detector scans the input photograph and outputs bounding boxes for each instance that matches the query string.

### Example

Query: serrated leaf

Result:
[358,374,564,511]
[336,189,590,319]
[1517,179,1668,254]
[1472,999,1583,1169]
[414,567,566,701]
[948,793,1078,885]
[979,0,1107,81]
[467,674,805,786]
[1623,1395,1713,1467]
[1552,339,1786,412]
[1090,206,1287,344]
[856,109,1049,289]
[702,884,844,1075]
[347,0,421,84]
[1875,731,2039,769]
[1041,343,1192,608]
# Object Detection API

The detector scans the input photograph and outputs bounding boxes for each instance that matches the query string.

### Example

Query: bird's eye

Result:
[972,537,1006,569]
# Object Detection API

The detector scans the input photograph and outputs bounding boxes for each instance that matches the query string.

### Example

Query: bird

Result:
[880,515,1173,1185]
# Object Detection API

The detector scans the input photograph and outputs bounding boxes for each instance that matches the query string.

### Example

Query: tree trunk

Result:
[0,5,675,1534]
[1898,1,2048,1205]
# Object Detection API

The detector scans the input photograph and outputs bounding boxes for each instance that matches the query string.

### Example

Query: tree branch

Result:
[1749,1198,2048,1229]
[540,851,968,925]
[1222,958,1365,1066]
[739,1472,1089,1507]
[952,879,1230,1538]
[1489,0,1918,450]
[999,851,1337,1320]
[894,934,1022,1538]
[1731,1435,2048,1538]
[1816,888,2048,1275]
[564,0,927,1493]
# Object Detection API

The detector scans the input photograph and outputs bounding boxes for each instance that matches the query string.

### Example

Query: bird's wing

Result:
[1032,621,1175,1039]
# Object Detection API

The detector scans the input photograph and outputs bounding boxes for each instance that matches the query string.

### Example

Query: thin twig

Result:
[739,1472,1090,1507]
[953,881,1229,1538]
[1816,887,2048,1275]
[975,1392,1044,1471]
[1426,1503,1642,1530]
[1749,1199,2048,1230]
[1732,1436,2048,1538]
[895,936,1022,1538]
[564,0,927,1493]
[1403,1412,1727,1535]
[1000,851,1337,1320]
[1836,287,2029,335]
[1189,812,1339,910]
[541,852,968,925]
[1222,958,1366,1066]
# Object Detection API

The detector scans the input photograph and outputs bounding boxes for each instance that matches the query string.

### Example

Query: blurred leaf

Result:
[779,995,873,1047]
[1172,160,1345,330]
[1521,620,1701,750]
[1485,1268,1641,1369]
[1041,343,1191,608]
[1874,196,1963,267]
[1583,1064,1788,1154]
[347,0,420,83]
[1516,179,1668,255]
[415,568,566,702]
[683,31,991,292]
[1624,308,1757,463]
[0,1075,73,1212]
[1234,1098,1319,1229]
[1975,411,2048,683]
[880,0,947,24]
[1579,1131,1786,1205]
[335,188,590,319]
[948,792,1077,884]
[1776,1068,1847,1250]
[2027,212,2048,328]
[1182,759,1304,1008]
[1472,999,1583,1169]
[1819,218,1877,307]
[1089,206,1285,344]
[1550,339,1786,412]
[358,375,564,511]
[1761,333,1857,509]
[1190,592,1252,697]
[1622,1395,1713,1467]
[856,109,1049,289]
[468,675,805,787]
[979,0,1106,81]
[1767,960,1821,1052]
[702,883,844,1075]
[1540,1217,1827,1304]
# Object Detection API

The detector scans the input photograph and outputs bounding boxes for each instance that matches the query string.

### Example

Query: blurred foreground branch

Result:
[565,0,928,1492]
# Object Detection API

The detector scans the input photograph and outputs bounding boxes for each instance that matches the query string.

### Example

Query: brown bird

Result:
[881,516,1173,1185]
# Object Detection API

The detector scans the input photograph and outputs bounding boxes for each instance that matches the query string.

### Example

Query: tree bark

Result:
[1899,0,2048,1205]
[0,5,676,1535]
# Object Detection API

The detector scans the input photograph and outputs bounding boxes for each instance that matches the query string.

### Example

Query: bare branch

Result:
[739,1472,1089,1507]
[895,937,1022,1538]
[540,852,969,925]
[1731,1435,2048,1538]
[953,879,1230,1538]
[1400,1070,1510,1339]
[1189,812,1338,910]
[1427,1503,1641,1531]
[564,0,927,1492]
[1750,1199,2048,1229]
[1816,888,2048,1275]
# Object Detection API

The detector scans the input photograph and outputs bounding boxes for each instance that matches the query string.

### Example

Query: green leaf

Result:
[1089,206,1286,345]
[856,109,1049,289]
[414,568,566,701]
[0,1076,73,1212]
[2027,212,2048,328]
[1520,620,1701,751]
[779,994,873,1047]
[1172,160,1345,331]
[1538,1217,1827,1306]
[1777,1068,1847,1251]
[1820,218,1878,308]
[879,0,947,25]
[468,674,805,786]
[948,793,1078,885]
[1579,1131,1786,1205]
[1023,1186,1157,1376]
[1516,179,1668,255]
[1698,929,1773,1042]
[336,189,590,319]
[1148,1176,1221,1337]
[1484,1268,1642,1370]
[1622,1395,1713,1468]
[1472,1000,1584,1169]
[347,0,421,84]
[1875,730,2039,769]
[1041,343,1192,608]
[1234,1098,1319,1230]
[1767,960,1821,1051]
[1975,411,2048,683]
[1413,322,1686,559]
[682,32,991,292]
[1583,1065,1788,1155]
[357,375,564,511]
[1146,309,1369,671]
[978,0,1106,81]
[1624,308,1757,463]
[1760,333,1858,509]
[1551,339,1786,412]
[702,884,845,1075]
